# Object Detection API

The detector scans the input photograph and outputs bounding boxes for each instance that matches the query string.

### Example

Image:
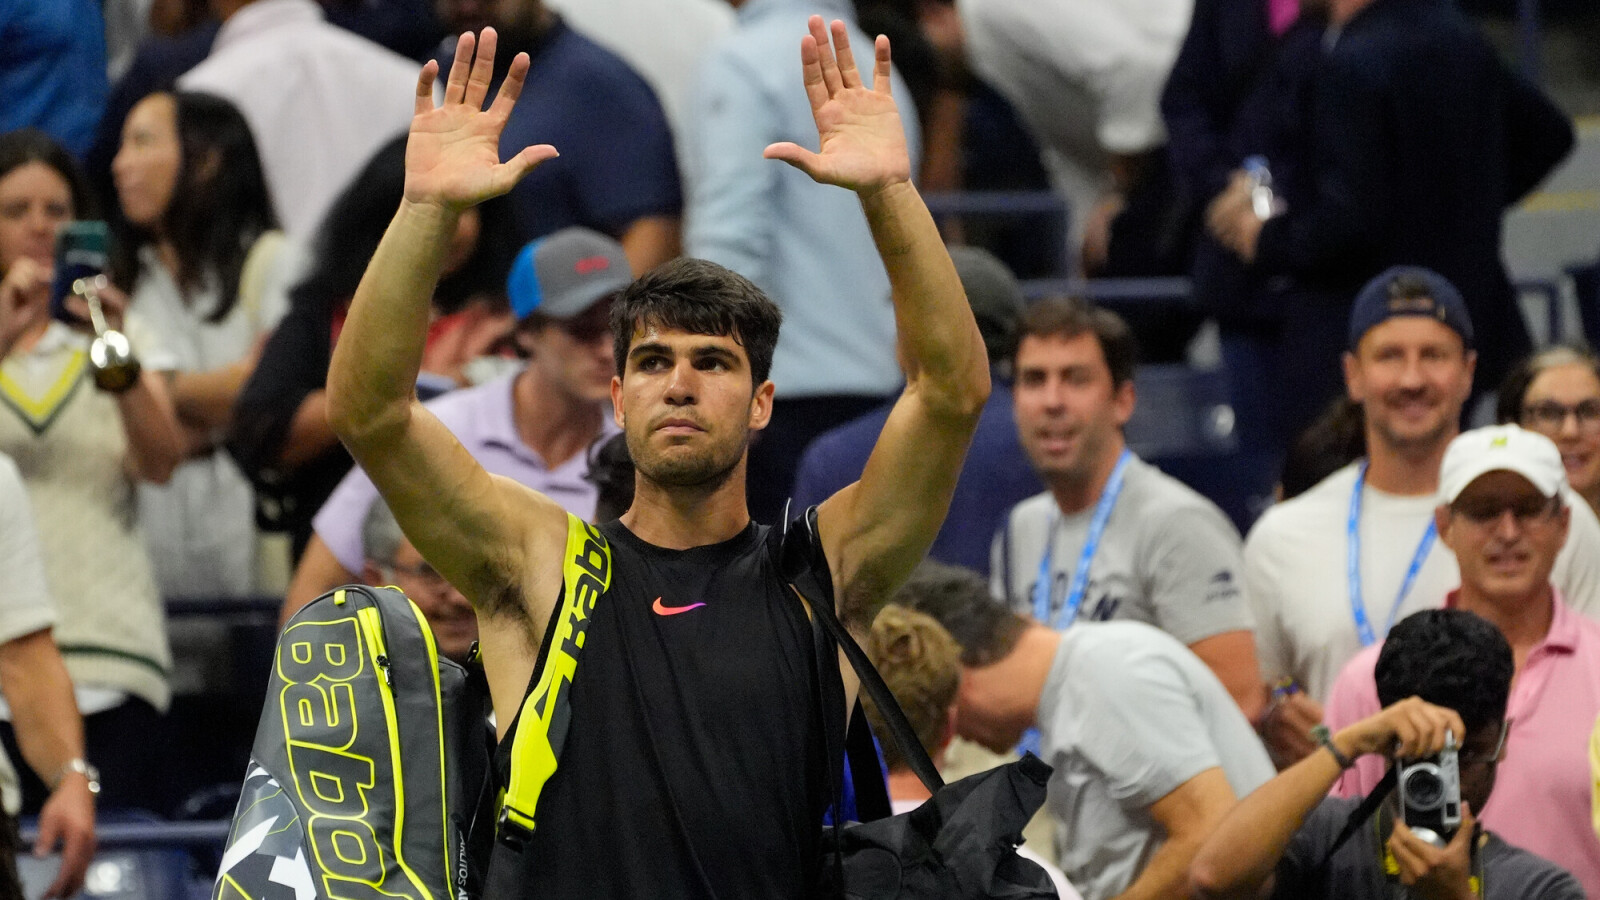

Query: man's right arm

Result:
[326,31,565,616]
[1189,697,1465,900]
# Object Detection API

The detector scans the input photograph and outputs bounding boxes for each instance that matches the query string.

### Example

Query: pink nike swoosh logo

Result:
[652,597,706,616]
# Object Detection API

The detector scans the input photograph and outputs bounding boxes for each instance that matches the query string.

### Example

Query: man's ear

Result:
[1434,505,1455,553]
[1343,350,1363,403]
[1112,377,1137,428]
[611,375,625,428]
[361,560,385,587]
[749,379,776,431]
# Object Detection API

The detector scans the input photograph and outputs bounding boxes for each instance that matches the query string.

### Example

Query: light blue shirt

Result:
[684,0,920,398]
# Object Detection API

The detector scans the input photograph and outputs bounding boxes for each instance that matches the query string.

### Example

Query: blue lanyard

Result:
[1032,449,1133,630]
[1347,462,1437,647]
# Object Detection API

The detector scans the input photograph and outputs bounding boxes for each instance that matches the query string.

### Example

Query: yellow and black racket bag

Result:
[212,584,488,900]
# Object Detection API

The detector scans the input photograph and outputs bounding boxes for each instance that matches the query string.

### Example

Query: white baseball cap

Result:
[1439,424,1566,504]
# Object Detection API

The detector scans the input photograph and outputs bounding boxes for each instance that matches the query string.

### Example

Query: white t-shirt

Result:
[959,0,1192,259]
[991,454,1255,646]
[179,0,418,238]
[131,238,299,598]
[0,453,57,814]
[1038,621,1275,900]
[1243,461,1600,701]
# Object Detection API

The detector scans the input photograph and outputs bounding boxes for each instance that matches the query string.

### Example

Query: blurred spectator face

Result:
[1518,363,1600,500]
[1344,317,1473,454]
[437,0,525,35]
[0,161,72,271]
[1438,470,1568,606]
[113,93,182,231]
[365,538,478,662]
[522,299,616,405]
[1012,331,1135,484]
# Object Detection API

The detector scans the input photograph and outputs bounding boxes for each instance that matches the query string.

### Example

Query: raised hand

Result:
[764,17,911,196]
[404,29,558,212]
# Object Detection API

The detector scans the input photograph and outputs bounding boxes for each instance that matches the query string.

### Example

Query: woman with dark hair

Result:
[112,90,298,598]
[227,135,515,560]
[1497,344,1600,516]
[0,128,185,814]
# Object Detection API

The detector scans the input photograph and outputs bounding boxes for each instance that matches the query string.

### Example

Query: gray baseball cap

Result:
[506,227,632,321]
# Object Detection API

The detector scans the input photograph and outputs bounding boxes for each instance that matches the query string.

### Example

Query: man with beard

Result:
[990,297,1263,719]
[326,19,990,899]
[1244,267,1600,769]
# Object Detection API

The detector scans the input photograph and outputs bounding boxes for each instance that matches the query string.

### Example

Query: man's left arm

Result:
[1114,767,1240,900]
[1147,505,1265,720]
[766,19,988,629]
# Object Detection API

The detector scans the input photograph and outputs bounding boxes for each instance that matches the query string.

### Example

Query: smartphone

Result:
[50,221,110,325]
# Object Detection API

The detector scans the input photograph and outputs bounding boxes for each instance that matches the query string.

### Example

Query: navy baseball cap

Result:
[1347,265,1474,350]
[507,227,632,322]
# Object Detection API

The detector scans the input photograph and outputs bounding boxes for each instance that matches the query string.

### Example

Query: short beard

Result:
[627,431,746,492]
[1371,412,1455,459]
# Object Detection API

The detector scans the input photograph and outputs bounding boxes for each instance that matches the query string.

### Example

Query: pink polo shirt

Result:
[1324,589,1600,894]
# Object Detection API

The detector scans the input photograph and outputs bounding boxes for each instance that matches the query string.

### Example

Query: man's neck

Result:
[1455,585,1555,670]
[1363,427,1451,496]
[888,769,932,805]
[1047,436,1127,515]
[514,366,605,470]
[620,462,752,550]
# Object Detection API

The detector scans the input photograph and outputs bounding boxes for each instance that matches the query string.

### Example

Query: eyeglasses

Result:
[383,560,451,591]
[1457,718,1512,767]
[1521,399,1600,434]
[1450,496,1561,526]
[558,300,614,344]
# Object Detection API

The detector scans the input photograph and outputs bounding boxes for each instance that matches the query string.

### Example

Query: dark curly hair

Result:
[889,561,1028,668]
[1375,609,1513,735]
[610,257,782,386]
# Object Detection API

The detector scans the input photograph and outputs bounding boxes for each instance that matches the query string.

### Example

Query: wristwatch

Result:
[1309,724,1355,770]
[52,758,101,797]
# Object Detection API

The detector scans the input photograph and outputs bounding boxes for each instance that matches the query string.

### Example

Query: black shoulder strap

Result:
[1317,767,1397,871]
[782,506,945,795]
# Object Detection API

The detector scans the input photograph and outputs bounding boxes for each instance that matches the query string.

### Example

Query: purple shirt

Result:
[1324,589,1600,895]
[312,372,619,573]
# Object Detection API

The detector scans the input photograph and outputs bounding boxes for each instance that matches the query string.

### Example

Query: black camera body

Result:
[1397,730,1462,848]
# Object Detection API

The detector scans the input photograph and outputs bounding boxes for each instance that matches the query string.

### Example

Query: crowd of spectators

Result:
[1,0,1598,896]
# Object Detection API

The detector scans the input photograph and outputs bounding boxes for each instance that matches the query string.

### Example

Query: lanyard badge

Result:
[1032,449,1133,630]
[1347,462,1437,647]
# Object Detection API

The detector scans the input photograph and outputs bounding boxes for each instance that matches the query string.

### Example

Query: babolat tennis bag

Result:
[213,513,611,900]
[212,584,489,900]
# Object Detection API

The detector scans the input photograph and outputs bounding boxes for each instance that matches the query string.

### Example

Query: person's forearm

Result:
[1113,830,1207,900]
[169,359,255,432]
[117,372,184,484]
[276,391,339,467]
[327,200,455,446]
[0,631,84,789]
[1190,740,1348,898]
[618,215,681,274]
[858,181,988,415]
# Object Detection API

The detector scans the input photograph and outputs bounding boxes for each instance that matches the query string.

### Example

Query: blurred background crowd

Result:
[2,0,1600,896]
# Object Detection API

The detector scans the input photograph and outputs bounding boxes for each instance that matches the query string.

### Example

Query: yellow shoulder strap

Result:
[498,514,612,846]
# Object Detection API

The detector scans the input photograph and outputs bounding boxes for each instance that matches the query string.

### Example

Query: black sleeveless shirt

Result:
[485,517,830,898]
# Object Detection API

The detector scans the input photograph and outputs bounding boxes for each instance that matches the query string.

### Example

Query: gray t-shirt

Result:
[991,454,1254,645]
[1276,798,1584,900]
[1039,621,1275,900]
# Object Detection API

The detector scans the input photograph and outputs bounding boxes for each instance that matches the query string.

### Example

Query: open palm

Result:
[404,29,558,211]
[765,17,911,195]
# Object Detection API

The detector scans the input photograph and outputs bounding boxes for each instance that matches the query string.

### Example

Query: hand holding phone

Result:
[50,221,109,326]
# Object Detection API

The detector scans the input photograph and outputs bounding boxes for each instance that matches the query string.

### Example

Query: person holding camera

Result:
[1322,425,1600,895]
[0,129,185,815]
[1191,608,1583,900]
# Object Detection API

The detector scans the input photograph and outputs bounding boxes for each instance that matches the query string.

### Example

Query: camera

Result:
[1397,729,1462,847]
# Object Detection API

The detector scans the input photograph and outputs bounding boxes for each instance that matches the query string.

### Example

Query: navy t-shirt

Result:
[443,17,682,244]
